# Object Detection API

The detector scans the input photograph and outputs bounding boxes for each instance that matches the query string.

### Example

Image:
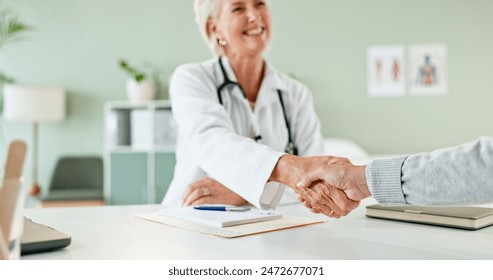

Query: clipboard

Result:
[135,211,327,238]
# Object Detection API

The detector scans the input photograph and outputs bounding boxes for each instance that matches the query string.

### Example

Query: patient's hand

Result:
[182,176,248,206]
[298,181,360,218]
[297,163,370,202]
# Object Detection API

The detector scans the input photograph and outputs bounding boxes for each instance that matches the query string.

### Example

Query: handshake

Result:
[284,155,371,218]
[182,155,372,218]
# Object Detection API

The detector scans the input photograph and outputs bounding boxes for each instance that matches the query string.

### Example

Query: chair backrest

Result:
[49,156,103,191]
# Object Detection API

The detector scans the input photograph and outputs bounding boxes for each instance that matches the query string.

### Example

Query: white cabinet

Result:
[104,100,177,204]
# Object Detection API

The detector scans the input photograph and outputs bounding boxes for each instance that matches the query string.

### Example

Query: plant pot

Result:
[126,79,157,102]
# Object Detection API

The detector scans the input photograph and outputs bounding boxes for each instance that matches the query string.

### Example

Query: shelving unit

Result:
[104,100,177,205]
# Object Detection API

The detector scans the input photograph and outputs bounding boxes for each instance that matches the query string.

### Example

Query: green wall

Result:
[1,0,492,191]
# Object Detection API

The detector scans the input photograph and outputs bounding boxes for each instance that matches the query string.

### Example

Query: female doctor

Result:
[162,0,357,214]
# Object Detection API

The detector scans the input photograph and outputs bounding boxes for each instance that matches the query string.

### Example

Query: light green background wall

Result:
[1,0,492,190]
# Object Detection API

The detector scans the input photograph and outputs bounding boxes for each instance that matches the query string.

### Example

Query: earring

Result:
[218,38,227,46]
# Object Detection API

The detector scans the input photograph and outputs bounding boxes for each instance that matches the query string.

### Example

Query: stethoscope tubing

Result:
[215,57,298,155]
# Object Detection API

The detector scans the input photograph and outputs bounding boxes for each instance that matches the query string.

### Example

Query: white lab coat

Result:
[162,57,324,209]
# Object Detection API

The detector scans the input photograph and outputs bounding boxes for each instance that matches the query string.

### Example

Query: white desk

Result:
[22,199,493,260]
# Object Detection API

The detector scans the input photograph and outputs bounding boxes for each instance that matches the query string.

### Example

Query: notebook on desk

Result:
[136,211,326,238]
[366,204,493,230]
[21,217,71,255]
[158,206,282,228]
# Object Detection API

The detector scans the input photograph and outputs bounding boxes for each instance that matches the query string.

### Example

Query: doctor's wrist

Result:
[269,154,300,188]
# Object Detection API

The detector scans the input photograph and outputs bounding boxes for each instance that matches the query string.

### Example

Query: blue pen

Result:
[193,206,250,212]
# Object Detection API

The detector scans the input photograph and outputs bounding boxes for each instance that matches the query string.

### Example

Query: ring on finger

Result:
[202,187,210,196]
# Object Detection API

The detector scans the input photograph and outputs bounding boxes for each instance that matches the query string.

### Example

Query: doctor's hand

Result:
[181,176,248,206]
[269,154,352,190]
[297,182,360,218]
[297,163,371,202]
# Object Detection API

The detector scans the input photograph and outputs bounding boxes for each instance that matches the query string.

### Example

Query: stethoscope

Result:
[216,57,298,155]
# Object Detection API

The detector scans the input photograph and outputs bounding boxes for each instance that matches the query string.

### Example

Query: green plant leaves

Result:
[0,6,30,114]
[118,59,147,82]
[0,8,31,50]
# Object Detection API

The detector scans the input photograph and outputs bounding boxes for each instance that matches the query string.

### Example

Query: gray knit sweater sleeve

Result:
[366,137,493,206]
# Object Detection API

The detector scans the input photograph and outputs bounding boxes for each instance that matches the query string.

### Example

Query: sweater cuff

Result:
[366,156,408,205]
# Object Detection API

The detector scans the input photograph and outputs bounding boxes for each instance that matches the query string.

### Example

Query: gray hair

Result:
[194,0,224,57]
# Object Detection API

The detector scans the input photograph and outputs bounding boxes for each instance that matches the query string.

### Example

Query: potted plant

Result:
[0,6,31,111]
[0,6,41,199]
[119,59,157,102]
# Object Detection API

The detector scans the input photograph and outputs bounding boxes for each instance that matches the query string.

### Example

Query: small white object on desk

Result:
[158,206,282,228]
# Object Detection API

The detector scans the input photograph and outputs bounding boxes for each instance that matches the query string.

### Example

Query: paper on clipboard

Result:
[135,212,327,238]
[158,206,282,228]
